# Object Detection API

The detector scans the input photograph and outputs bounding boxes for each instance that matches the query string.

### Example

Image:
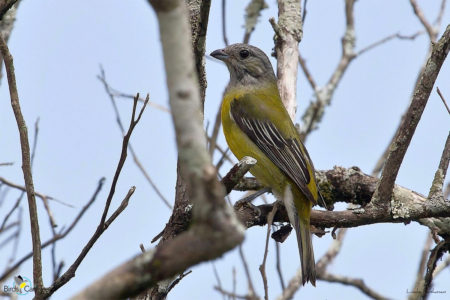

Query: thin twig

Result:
[421,240,450,299]
[433,254,450,276]
[98,68,172,209]
[42,95,147,298]
[436,87,450,114]
[259,203,278,300]
[408,232,434,300]
[221,0,228,46]
[212,263,226,300]
[0,31,44,296]
[409,0,438,41]
[0,177,105,283]
[0,118,42,232]
[232,266,237,300]
[7,207,22,267]
[209,101,222,157]
[298,53,317,91]
[356,31,423,56]
[300,0,355,140]
[238,245,257,298]
[214,286,250,300]
[434,0,447,28]
[318,272,389,300]
[316,228,347,273]
[0,162,14,166]
[274,234,285,290]
[167,270,192,294]
[301,0,307,24]
[300,8,422,141]
[96,68,169,113]
[0,176,59,204]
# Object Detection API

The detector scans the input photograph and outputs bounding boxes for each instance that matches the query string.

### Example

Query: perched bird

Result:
[211,43,322,285]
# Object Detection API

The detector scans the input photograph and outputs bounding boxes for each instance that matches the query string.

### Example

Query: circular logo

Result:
[12,275,33,295]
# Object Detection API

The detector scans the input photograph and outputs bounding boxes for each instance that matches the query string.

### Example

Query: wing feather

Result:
[230,99,317,204]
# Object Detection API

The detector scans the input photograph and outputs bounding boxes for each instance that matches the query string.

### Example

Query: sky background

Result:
[0,0,449,299]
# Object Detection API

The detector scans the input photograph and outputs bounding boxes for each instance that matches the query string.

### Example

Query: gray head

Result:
[210,43,276,87]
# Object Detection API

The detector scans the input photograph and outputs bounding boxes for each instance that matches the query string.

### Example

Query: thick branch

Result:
[374,25,450,206]
[234,166,450,229]
[72,1,244,298]
[272,0,303,120]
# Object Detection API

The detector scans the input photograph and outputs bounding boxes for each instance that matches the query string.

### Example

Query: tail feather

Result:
[282,185,316,286]
[296,217,316,286]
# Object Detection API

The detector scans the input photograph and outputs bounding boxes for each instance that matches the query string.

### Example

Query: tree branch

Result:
[373,25,450,207]
[243,0,267,44]
[71,1,245,298]
[0,177,105,283]
[318,272,389,300]
[0,30,44,297]
[271,0,303,120]
[234,166,450,229]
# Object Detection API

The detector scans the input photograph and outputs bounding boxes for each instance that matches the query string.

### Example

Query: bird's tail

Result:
[282,185,316,286]
[296,214,316,286]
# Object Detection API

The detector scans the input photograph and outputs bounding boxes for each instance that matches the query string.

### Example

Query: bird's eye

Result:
[239,49,250,59]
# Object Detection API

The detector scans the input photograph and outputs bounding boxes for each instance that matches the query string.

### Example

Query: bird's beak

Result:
[210,49,229,61]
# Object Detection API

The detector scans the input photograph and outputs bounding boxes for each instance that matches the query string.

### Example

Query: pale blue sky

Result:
[1,1,449,299]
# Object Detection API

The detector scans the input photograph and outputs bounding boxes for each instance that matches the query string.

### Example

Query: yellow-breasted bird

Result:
[211,43,322,285]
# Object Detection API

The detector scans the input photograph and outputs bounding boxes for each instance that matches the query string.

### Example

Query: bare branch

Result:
[373,25,450,206]
[436,87,450,114]
[96,65,169,113]
[214,286,251,300]
[98,68,172,209]
[434,0,447,28]
[0,31,44,296]
[421,240,450,299]
[212,263,226,300]
[277,228,347,300]
[356,31,423,56]
[238,245,257,298]
[409,0,438,41]
[300,0,355,139]
[0,177,105,283]
[221,0,228,46]
[316,228,347,273]
[272,0,303,120]
[71,1,245,298]
[318,272,389,300]
[408,232,434,300]
[297,53,317,91]
[299,5,422,142]
[0,176,57,204]
[274,239,285,290]
[433,254,450,276]
[259,203,278,300]
[40,95,147,298]
[0,0,17,19]
[243,0,267,44]
[208,101,222,157]
[234,166,450,230]
[221,156,257,194]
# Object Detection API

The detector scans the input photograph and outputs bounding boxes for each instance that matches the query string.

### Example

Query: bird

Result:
[211,43,322,286]
[14,275,27,290]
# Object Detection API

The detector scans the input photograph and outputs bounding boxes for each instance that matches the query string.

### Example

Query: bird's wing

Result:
[230,95,317,204]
